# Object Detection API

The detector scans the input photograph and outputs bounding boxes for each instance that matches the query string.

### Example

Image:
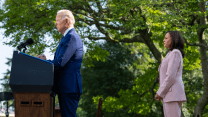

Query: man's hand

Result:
[37,54,46,60]
[155,93,163,101]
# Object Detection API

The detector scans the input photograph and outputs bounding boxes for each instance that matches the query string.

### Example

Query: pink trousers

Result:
[162,100,183,117]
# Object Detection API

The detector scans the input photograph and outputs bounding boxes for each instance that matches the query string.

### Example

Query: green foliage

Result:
[96,64,159,115]
[83,42,109,67]
[182,67,204,115]
[0,0,62,55]
[77,99,87,117]
[0,0,207,116]
[81,42,137,116]
[183,46,201,70]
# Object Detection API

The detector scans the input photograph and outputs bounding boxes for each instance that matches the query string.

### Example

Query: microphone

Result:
[17,38,34,53]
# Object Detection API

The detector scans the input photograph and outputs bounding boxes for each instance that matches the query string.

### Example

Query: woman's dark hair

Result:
[166,31,185,58]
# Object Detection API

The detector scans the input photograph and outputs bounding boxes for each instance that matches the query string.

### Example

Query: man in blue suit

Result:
[37,9,83,117]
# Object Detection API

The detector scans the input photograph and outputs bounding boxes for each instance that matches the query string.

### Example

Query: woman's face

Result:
[163,33,172,49]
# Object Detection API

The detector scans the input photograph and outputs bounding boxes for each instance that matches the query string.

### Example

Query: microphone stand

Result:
[17,44,27,53]
[5,101,8,117]
[22,47,27,53]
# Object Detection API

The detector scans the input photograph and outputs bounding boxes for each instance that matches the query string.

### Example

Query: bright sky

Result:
[0,28,15,90]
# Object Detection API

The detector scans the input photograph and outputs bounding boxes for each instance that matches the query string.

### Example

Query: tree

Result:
[81,41,138,116]
[0,0,207,116]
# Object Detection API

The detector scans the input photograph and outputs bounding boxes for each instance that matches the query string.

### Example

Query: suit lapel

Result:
[54,36,64,59]
[158,51,171,71]
[54,28,75,59]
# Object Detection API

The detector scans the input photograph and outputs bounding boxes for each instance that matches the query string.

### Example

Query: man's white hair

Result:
[57,9,75,25]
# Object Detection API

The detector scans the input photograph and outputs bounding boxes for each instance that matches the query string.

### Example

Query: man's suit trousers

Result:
[162,100,183,117]
[58,93,80,117]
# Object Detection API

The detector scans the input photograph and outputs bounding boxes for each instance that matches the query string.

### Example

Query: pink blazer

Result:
[157,49,186,102]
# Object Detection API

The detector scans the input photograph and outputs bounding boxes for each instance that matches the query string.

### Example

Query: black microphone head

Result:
[26,38,34,45]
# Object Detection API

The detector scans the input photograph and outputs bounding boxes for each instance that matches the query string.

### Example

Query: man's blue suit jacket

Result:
[47,28,83,94]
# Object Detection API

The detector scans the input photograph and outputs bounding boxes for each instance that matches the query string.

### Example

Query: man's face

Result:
[55,13,66,34]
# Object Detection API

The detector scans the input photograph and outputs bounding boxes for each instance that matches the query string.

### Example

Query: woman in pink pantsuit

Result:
[155,31,187,117]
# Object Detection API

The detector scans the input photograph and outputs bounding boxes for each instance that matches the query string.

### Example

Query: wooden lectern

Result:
[9,51,59,117]
[14,93,54,117]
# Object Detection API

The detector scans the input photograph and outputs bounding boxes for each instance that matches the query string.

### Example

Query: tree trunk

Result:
[193,1,208,117]
[193,94,208,117]
[193,45,208,117]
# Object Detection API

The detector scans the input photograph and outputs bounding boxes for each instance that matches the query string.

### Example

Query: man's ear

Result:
[65,18,71,26]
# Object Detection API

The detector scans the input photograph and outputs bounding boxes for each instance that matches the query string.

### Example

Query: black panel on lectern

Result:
[9,51,54,93]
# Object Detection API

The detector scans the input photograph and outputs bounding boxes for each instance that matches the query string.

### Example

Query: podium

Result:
[9,51,56,117]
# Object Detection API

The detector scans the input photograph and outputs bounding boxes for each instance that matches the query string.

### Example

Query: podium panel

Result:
[9,51,54,93]
[14,93,54,117]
